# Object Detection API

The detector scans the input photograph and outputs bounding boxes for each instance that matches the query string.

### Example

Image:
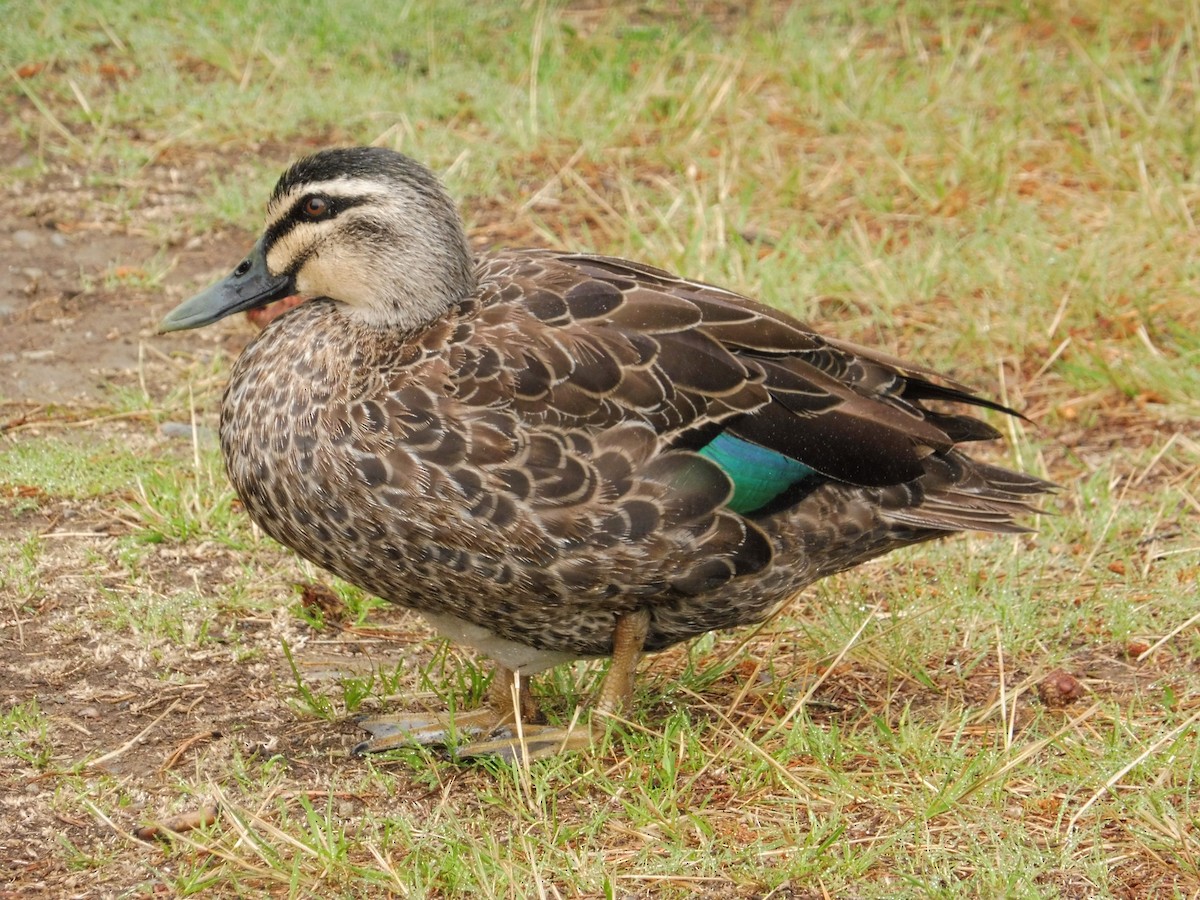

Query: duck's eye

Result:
[301,196,329,219]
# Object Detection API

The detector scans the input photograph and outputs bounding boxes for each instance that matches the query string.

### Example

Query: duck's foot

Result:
[454,720,598,762]
[353,609,651,762]
[353,664,540,756]
[455,609,650,761]
[352,706,510,755]
[355,710,600,760]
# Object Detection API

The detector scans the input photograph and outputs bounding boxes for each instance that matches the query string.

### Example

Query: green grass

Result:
[3,0,1200,897]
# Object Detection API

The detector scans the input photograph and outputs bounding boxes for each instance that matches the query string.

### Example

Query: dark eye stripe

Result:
[262,192,371,263]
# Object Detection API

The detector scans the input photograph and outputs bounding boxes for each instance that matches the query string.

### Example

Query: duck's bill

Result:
[159,238,295,332]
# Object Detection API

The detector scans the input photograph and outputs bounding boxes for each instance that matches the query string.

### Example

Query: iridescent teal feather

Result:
[698,432,817,514]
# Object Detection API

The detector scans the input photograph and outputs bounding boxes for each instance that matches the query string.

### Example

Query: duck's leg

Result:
[353,664,537,755]
[458,608,651,761]
[593,607,651,717]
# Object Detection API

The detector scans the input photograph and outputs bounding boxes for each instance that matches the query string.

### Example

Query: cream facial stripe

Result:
[261,178,395,275]
[264,220,329,280]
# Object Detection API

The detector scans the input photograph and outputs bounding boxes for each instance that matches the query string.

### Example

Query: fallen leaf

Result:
[136,805,219,842]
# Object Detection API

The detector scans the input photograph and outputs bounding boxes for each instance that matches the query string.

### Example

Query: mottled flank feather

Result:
[162,146,1053,756]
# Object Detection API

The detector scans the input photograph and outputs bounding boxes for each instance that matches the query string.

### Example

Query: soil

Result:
[0,154,254,402]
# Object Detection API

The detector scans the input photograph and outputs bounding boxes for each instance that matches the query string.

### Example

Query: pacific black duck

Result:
[161,146,1051,759]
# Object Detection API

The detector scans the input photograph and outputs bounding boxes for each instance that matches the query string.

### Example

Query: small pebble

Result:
[12,229,38,250]
[161,421,217,441]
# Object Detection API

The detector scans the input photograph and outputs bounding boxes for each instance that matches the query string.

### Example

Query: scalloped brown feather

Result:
[220,246,1052,658]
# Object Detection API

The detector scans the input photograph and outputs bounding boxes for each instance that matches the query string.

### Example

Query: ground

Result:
[1,145,289,893]
[4,141,1195,900]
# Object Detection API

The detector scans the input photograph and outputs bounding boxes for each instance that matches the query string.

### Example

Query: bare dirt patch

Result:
[0,147,266,404]
[0,490,450,896]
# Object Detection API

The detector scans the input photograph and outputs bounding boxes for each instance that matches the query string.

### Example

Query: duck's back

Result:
[220,250,1048,659]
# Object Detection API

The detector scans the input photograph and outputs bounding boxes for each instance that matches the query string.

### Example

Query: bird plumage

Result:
[161,146,1051,757]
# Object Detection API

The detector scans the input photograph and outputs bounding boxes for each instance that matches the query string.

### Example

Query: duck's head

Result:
[160,146,475,333]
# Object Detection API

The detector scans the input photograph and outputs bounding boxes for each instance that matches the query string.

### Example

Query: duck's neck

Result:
[310,237,477,332]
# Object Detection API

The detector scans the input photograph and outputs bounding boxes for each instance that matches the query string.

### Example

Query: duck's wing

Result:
[468,251,1038,486]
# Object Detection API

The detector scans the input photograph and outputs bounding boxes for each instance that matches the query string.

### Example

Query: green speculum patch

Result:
[697,431,818,514]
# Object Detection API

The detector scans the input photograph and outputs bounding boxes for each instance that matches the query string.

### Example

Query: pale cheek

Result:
[296,263,336,300]
[297,253,373,305]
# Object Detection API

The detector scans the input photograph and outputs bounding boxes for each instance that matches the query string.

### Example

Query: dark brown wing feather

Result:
[469,251,1043,494]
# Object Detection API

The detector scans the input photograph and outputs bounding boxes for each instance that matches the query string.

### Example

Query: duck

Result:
[160,146,1051,760]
